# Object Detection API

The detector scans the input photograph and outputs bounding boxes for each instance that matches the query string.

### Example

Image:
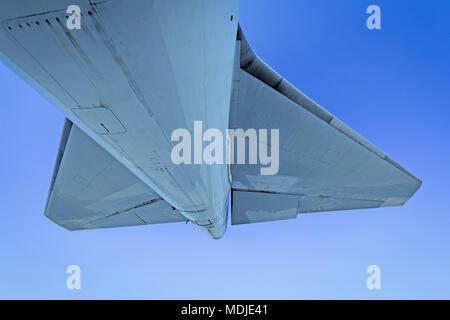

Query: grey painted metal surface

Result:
[0,0,239,238]
[232,191,299,225]
[0,0,421,237]
[229,32,421,225]
[46,119,186,230]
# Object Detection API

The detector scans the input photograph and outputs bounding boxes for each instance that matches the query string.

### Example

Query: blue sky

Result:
[0,0,449,299]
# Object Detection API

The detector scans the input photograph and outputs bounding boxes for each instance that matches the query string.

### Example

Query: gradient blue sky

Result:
[1,0,449,299]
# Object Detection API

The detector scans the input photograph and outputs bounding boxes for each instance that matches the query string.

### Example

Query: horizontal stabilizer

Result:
[45,119,186,230]
[230,27,421,225]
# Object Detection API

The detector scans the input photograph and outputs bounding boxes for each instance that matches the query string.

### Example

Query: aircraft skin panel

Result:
[231,189,385,226]
[0,0,240,238]
[45,119,186,231]
[231,190,299,225]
